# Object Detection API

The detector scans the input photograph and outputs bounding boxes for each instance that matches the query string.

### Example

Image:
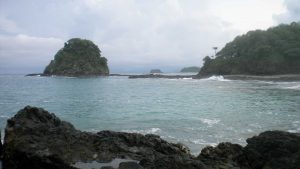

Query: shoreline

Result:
[25,73,300,81]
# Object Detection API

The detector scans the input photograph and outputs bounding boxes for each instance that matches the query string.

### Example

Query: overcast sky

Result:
[0,0,299,74]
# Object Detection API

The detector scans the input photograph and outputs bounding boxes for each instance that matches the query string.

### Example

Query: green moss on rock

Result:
[44,38,109,76]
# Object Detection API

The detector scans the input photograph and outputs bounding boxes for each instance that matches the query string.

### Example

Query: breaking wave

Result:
[203,75,231,81]
[122,128,161,134]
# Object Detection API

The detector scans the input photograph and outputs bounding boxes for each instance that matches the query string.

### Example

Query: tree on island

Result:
[198,22,300,76]
[44,38,109,76]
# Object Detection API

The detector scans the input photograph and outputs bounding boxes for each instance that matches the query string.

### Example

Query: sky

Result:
[0,0,299,74]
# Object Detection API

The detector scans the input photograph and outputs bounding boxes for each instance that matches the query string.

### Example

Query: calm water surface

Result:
[0,75,299,154]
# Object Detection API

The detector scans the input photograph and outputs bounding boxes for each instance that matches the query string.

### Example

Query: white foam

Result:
[284,85,300,90]
[122,128,161,134]
[287,129,300,133]
[0,115,9,118]
[203,75,231,81]
[73,158,139,169]
[200,118,220,126]
[189,139,218,147]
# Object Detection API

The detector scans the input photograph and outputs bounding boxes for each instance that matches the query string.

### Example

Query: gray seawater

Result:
[0,75,299,154]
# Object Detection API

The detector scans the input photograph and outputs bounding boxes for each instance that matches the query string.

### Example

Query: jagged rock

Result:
[0,131,2,158]
[244,131,300,169]
[2,106,300,169]
[118,161,143,169]
[2,106,195,169]
[101,166,114,169]
[198,142,250,169]
[140,155,207,169]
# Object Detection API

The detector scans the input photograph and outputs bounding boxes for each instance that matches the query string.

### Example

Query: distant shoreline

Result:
[25,73,300,81]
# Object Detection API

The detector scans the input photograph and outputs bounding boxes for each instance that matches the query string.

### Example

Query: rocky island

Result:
[1,106,300,169]
[180,66,200,73]
[150,69,163,74]
[197,22,300,78]
[43,38,109,76]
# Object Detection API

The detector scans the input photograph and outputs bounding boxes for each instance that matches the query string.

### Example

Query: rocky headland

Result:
[197,22,300,77]
[1,106,300,169]
[42,38,109,77]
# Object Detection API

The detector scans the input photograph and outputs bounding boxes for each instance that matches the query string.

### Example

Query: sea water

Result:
[0,75,299,154]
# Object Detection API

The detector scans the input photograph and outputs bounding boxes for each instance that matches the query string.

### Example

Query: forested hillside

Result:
[198,22,300,76]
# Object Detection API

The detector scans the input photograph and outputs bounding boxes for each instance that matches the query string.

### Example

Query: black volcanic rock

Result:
[2,106,300,169]
[198,142,250,169]
[0,131,2,158]
[244,131,300,169]
[3,106,201,169]
[44,38,109,76]
[118,162,143,169]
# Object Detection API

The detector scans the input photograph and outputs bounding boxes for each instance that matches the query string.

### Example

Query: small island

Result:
[43,38,109,76]
[150,69,163,74]
[180,66,200,73]
[197,22,300,77]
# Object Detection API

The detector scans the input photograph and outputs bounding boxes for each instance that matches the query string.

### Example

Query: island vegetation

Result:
[180,66,200,73]
[198,22,300,76]
[150,69,163,73]
[44,38,109,76]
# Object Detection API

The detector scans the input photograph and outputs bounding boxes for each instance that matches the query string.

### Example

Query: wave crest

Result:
[203,75,230,81]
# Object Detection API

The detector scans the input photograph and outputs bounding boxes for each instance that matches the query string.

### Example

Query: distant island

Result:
[150,69,163,73]
[198,22,300,77]
[43,38,109,76]
[180,66,200,73]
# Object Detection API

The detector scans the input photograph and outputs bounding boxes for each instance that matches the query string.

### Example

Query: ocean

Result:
[0,74,299,154]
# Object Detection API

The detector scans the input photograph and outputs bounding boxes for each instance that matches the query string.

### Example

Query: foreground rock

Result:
[0,131,2,158]
[2,106,300,169]
[3,106,204,169]
[244,131,300,169]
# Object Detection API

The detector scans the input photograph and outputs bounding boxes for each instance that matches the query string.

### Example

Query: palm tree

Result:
[212,47,218,58]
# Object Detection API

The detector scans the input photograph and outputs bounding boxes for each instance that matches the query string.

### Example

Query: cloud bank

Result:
[0,0,288,73]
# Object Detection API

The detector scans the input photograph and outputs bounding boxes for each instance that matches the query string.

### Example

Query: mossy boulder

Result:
[44,38,109,76]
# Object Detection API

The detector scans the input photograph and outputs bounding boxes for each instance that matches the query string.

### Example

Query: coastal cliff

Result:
[44,38,109,76]
[2,106,300,169]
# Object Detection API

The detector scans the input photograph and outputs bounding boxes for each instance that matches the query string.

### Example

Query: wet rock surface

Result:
[0,131,2,158]
[244,131,300,169]
[2,106,300,169]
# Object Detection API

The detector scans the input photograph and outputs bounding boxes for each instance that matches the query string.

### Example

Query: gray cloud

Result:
[274,0,300,23]
[0,0,284,73]
[0,34,63,73]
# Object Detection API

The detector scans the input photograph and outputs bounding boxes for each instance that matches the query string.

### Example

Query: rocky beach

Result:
[1,106,300,169]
